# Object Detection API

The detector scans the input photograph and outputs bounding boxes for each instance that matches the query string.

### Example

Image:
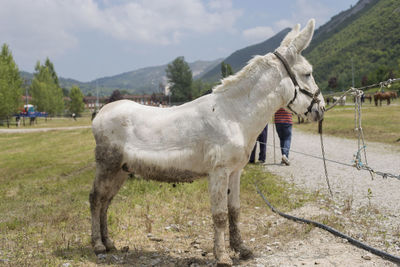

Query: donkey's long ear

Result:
[280,24,300,48]
[291,19,315,52]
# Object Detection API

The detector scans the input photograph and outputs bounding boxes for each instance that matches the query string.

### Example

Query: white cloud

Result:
[240,0,333,46]
[208,0,233,10]
[274,0,333,30]
[96,0,242,44]
[0,0,242,64]
[275,19,295,30]
[242,26,274,42]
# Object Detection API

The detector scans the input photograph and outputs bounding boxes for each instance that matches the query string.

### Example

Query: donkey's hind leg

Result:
[90,167,127,253]
[89,167,109,254]
[90,142,125,254]
[99,171,128,251]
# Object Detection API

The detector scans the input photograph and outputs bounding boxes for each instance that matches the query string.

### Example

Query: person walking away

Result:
[274,108,292,165]
[249,124,268,164]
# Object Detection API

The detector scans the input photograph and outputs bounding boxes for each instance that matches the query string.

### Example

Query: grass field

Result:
[1,99,398,265]
[2,95,399,146]
[294,97,400,145]
[0,128,315,266]
[0,115,92,129]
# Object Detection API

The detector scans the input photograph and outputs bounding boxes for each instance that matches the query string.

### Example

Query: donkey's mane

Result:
[212,55,270,93]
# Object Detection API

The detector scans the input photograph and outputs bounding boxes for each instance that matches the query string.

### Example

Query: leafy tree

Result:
[62,87,69,96]
[69,85,85,115]
[166,56,193,102]
[221,62,233,79]
[328,76,338,90]
[0,44,23,122]
[30,59,64,116]
[44,57,59,87]
[119,89,130,95]
[192,79,213,98]
[375,66,390,82]
[361,75,369,86]
[108,90,123,103]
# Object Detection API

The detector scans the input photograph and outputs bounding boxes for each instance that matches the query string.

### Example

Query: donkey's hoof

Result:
[239,245,254,260]
[216,253,233,267]
[103,238,116,251]
[93,243,106,255]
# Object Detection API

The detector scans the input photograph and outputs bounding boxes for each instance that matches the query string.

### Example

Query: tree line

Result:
[0,43,85,122]
[326,63,400,91]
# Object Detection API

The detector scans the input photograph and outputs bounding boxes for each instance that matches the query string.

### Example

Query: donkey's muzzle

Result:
[309,104,324,122]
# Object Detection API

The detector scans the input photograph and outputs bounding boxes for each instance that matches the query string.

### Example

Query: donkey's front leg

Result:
[228,170,254,260]
[209,168,232,267]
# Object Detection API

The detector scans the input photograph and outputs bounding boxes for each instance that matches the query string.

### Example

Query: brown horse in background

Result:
[374,92,391,106]
[364,94,372,104]
[389,91,398,100]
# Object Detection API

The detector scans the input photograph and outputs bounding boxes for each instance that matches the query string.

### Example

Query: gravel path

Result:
[247,127,400,266]
[264,127,400,213]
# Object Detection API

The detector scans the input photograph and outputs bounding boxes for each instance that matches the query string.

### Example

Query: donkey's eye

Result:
[305,73,311,78]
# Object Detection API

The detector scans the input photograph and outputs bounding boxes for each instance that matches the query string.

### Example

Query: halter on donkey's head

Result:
[273,51,321,117]
[273,19,324,120]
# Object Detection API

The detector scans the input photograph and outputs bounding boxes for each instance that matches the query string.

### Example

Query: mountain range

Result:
[200,0,399,90]
[21,0,400,95]
[21,59,223,96]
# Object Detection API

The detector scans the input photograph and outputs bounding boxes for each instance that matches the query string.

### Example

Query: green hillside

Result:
[305,0,400,90]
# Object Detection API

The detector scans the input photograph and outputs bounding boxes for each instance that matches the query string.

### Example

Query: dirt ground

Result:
[87,200,399,266]
[58,129,400,266]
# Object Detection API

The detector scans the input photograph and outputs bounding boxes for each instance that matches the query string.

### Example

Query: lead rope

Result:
[318,119,333,197]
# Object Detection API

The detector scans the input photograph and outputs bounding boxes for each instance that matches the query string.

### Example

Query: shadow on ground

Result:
[53,246,240,266]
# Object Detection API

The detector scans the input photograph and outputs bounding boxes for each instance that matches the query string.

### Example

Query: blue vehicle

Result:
[20,104,48,118]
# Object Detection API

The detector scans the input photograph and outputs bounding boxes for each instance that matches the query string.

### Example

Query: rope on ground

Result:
[318,119,333,196]
[254,182,400,264]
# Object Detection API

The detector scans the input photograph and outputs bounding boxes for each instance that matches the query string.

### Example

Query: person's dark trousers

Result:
[249,125,268,163]
[275,123,292,158]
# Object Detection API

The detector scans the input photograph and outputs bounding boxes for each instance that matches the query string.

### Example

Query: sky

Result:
[0,0,358,82]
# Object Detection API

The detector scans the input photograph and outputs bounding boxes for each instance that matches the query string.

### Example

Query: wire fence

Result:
[258,77,400,181]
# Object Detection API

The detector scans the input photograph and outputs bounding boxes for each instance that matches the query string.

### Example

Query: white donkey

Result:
[90,19,324,266]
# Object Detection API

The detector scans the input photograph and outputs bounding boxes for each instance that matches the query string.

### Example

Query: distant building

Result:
[83,96,107,110]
